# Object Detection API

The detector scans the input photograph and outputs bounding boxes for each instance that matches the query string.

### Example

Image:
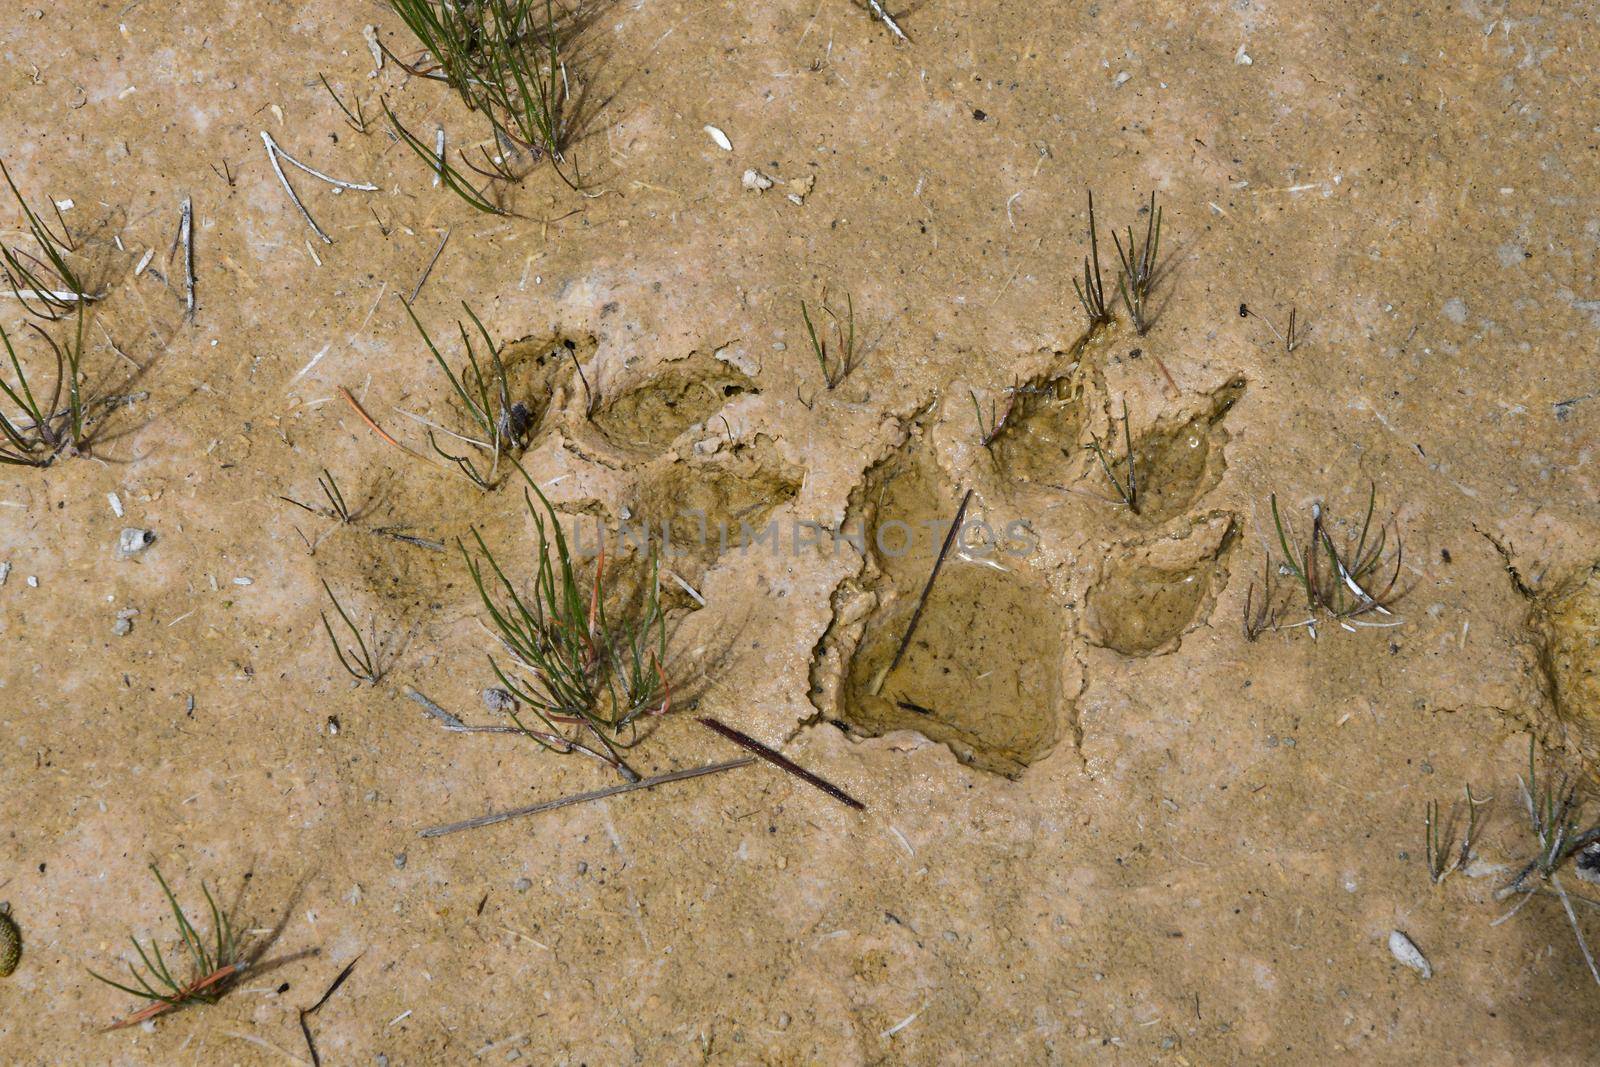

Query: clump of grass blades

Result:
[1242,556,1284,641]
[1270,481,1404,633]
[1495,737,1600,985]
[385,0,574,192]
[0,304,87,466]
[1425,784,1487,884]
[1111,191,1162,335]
[801,291,859,389]
[88,865,244,1030]
[402,296,526,488]
[321,579,386,684]
[1073,190,1111,328]
[463,465,669,782]
[1086,397,1138,513]
[0,156,92,321]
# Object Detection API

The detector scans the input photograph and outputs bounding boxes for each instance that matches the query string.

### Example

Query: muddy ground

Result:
[3,0,1600,1062]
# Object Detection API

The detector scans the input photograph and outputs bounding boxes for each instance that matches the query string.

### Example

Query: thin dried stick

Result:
[409,228,451,303]
[339,387,427,461]
[299,954,361,1067]
[864,0,910,42]
[885,488,973,677]
[418,757,755,837]
[179,196,195,319]
[697,716,865,811]
[260,131,378,244]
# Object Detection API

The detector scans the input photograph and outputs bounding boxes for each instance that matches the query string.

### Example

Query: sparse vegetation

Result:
[320,579,387,684]
[1495,738,1600,985]
[969,386,1008,450]
[1270,482,1405,635]
[383,0,575,197]
[1112,191,1162,335]
[1086,397,1138,513]
[280,468,357,523]
[1242,556,1283,641]
[801,290,860,390]
[319,73,371,134]
[1073,190,1111,328]
[463,465,670,782]
[1425,784,1486,884]
[402,296,526,488]
[1,156,93,321]
[0,304,88,466]
[88,865,245,1030]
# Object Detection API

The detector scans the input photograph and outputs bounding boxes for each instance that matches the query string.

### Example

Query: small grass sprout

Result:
[1270,481,1405,634]
[280,468,356,523]
[1111,191,1162,335]
[88,865,244,1030]
[1,303,88,466]
[1240,303,1303,353]
[1425,784,1487,884]
[1242,556,1284,641]
[1086,397,1138,513]
[402,296,528,488]
[801,290,860,389]
[1,156,93,321]
[969,385,1009,450]
[319,73,371,134]
[1072,190,1111,328]
[320,579,386,684]
[463,464,670,782]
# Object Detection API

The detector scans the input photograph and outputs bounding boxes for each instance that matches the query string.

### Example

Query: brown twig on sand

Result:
[417,758,755,838]
[339,387,427,462]
[697,716,865,811]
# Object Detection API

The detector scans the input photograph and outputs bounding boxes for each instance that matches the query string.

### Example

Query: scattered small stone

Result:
[394,853,407,870]
[1112,70,1131,87]
[112,607,139,636]
[741,168,774,192]
[116,528,155,558]
[1576,841,1600,885]
[1442,297,1469,325]
[482,688,517,713]
[327,715,341,736]
[703,124,732,151]
[1235,43,1253,65]
[233,576,253,586]
[513,877,532,892]
[1388,930,1432,979]
[107,492,123,517]
[26,575,37,588]
[0,561,9,586]
[785,173,815,206]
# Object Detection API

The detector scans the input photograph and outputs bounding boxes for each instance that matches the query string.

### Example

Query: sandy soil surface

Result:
[3,0,1600,1062]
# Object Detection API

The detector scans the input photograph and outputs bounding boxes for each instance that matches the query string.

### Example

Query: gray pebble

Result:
[513,877,532,892]
[393,853,407,870]
[482,688,517,713]
[116,528,155,558]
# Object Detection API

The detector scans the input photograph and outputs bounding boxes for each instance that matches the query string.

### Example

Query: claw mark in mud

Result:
[1529,561,1600,770]
[495,332,598,440]
[591,350,757,455]
[810,418,1077,777]
[1085,512,1237,656]
[623,435,801,570]
[1118,377,1245,525]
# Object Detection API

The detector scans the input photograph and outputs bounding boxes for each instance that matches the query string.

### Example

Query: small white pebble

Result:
[1388,930,1432,979]
[741,168,773,192]
[107,492,124,517]
[703,124,732,151]
[233,577,253,586]
[0,561,9,585]
[1235,44,1253,65]
[27,575,38,588]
